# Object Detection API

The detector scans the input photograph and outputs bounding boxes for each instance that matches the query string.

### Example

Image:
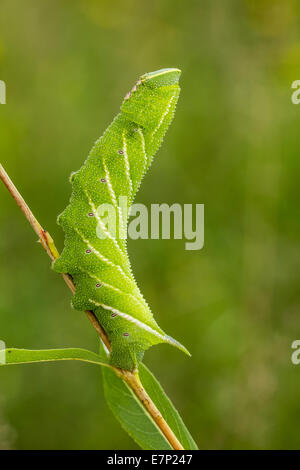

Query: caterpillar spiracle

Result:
[53,68,189,370]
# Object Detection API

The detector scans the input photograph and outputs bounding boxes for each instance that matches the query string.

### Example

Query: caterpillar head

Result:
[121,68,181,130]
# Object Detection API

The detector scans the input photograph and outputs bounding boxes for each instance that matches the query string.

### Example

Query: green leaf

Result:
[138,365,198,450]
[102,359,198,450]
[0,348,111,368]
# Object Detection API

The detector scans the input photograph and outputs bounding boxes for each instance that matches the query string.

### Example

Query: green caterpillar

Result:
[54,68,189,370]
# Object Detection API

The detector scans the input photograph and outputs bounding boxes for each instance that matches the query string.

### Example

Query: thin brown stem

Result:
[0,163,184,450]
[118,369,184,450]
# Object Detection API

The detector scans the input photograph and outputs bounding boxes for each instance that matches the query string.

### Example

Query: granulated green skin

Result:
[53,68,188,370]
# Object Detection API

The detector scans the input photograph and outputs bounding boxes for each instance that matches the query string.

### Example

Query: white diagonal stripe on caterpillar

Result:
[136,128,148,173]
[84,189,125,257]
[122,130,133,200]
[103,159,117,207]
[103,159,126,240]
[89,299,170,343]
[151,92,176,138]
[74,227,132,283]
[79,268,147,309]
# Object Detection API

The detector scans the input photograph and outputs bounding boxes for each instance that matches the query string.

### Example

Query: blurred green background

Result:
[0,0,300,450]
